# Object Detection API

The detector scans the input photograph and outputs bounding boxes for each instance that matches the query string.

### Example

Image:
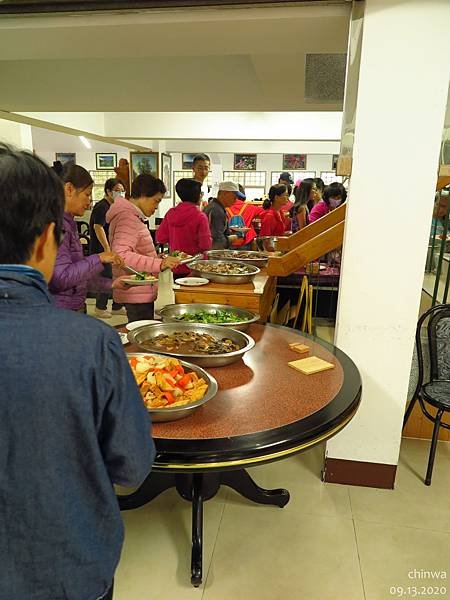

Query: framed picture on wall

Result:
[55,152,76,165]
[182,153,198,169]
[282,154,306,170]
[161,153,172,200]
[234,153,257,171]
[95,152,117,170]
[332,154,339,170]
[130,152,159,182]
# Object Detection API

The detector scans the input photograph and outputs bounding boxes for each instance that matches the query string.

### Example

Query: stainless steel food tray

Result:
[128,322,255,367]
[127,352,218,422]
[159,303,260,332]
[187,259,260,285]
[204,250,269,268]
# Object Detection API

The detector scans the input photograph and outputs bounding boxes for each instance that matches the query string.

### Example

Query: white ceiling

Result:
[0,3,350,112]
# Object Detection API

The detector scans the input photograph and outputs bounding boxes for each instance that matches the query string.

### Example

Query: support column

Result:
[325,0,450,488]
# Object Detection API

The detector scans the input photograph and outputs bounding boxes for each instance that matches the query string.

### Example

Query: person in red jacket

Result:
[156,179,212,276]
[259,184,289,242]
[226,186,264,250]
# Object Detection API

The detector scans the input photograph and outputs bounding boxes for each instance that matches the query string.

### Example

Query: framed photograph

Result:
[234,153,257,171]
[282,154,306,170]
[182,153,199,170]
[332,154,339,171]
[96,152,117,170]
[55,152,76,165]
[161,153,172,200]
[129,152,159,182]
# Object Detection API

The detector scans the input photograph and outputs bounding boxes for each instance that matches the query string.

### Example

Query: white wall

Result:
[106,112,343,141]
[19,113,106,137]
[327,0,450,468]
[0,119,33,150]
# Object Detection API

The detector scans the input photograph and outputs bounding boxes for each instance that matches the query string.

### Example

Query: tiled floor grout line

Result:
[350,517,450,537]
[201,490,229,599]
[348,488,367,600]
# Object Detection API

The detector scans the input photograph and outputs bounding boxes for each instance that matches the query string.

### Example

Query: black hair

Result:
[314,178,325,192]
[286,184,292,196]
[291,178,314,216]
[0,143,65,264]
[52,160,64,177]
[175,178,201,204]
[131,173,166,199]
[61,163,93,191]
[192,153,210,165]
[263,184,287,210]
[323,182,347,206]
[104,177,125,195]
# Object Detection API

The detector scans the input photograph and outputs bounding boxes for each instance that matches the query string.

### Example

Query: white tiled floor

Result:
[88,306,449,599]
[113,439,450,600]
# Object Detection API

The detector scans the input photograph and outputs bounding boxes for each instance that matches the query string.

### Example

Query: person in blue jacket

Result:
[0,143,155,600]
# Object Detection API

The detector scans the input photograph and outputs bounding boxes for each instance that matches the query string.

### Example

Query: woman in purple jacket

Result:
[49,164,123,311]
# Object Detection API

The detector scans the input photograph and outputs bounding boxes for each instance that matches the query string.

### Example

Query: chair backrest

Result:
[427,304,450,381]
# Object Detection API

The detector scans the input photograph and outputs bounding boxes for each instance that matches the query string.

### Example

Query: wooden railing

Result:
[276,204,346,252]
[266,208,346,277]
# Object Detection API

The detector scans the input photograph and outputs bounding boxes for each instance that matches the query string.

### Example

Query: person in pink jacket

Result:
[308,182,347,223]
[107,174,179,323]
[156,178,212,276]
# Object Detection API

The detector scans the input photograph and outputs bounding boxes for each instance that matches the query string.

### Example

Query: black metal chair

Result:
[403,303,450,485]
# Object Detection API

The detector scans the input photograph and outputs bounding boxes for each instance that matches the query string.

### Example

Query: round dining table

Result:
[117,323,361,587]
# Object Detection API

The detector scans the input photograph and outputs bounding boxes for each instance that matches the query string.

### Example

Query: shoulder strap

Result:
[238,203,248,216]
[227,203,248,218]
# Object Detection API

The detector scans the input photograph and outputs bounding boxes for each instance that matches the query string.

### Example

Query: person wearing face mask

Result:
[49,164,124,312]
[107,174,180,323]
[89,178,126,318]
[308,182,347,223]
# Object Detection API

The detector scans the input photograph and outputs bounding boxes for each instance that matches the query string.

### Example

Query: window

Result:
[320,171,343,185]
[271,171,316,186]
[223,171,266,188]
[89,169,117,202]
[173,170,215,202]
[222,171,267,200]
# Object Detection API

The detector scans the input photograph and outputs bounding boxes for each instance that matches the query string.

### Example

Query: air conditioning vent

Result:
[305,53,347,103]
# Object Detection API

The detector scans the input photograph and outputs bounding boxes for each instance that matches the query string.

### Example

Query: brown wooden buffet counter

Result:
[173,268,277,322]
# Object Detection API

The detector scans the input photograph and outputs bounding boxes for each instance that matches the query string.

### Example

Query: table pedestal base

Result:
[117,469,290,587]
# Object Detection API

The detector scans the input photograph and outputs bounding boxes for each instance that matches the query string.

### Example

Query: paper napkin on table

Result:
[253,275,268,294]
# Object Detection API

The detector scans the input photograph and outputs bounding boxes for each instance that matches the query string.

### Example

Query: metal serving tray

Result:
[187,259,260,285]
[159,303,260,332]
[204,250,269,268]
[128,322,255,367]
[127,352,218,422]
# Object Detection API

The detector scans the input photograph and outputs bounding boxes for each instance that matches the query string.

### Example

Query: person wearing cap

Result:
[278,171,294,188]
[226,185,264,250]
[204,181,243,249]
